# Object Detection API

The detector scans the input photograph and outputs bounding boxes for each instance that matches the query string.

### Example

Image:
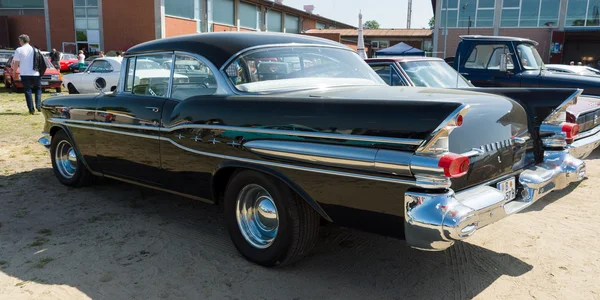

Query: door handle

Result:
[145,106,160,113]
[460,72,469,76]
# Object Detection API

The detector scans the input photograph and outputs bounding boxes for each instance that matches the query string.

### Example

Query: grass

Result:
[28,237,50,247]
[33,257,54,269]
[37,229,52,236]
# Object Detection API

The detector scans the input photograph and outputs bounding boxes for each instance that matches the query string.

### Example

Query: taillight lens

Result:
[562,122,579,139]
[438,153,470,178]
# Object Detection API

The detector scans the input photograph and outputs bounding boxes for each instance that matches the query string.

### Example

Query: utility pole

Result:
[407,0,412,29]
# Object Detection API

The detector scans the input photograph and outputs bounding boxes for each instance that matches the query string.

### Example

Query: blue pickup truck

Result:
[453,35,600,96]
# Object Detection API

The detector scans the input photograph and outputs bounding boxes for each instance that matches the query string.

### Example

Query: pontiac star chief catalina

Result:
[38,32,600,267]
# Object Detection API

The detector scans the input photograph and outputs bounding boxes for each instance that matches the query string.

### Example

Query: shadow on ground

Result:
[0,168,532,299]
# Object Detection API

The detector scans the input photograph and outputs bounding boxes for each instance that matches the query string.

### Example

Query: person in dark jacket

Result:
[50,48,61,69]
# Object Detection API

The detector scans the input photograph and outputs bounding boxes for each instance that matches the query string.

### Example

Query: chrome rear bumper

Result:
[569,126,600,159]
[404,150,585,251]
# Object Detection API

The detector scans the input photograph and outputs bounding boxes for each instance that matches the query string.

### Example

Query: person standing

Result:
[12,34,41,114]
[50,48,61,69]
[99,50,105,58]
[77,50,85,71]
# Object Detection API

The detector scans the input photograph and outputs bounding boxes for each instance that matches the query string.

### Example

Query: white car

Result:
[63,57,188,94]
[545,64,600,77]
[63,57,122,94]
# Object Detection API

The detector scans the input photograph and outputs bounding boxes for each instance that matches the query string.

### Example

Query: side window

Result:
[464,44,514,70]
[88,60,113,73]
[131,54,172,97]
[124,57,136,92]
[370,64,405,86]
[170,54,216,101]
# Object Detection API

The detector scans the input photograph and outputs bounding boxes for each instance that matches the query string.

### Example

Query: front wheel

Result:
[224,170,320,267]
[50,130,95,187]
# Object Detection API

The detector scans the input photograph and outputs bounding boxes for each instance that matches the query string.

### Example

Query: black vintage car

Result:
[38,32,600,267]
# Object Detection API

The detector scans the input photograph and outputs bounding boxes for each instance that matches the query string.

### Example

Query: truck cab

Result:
[454,35,600,95]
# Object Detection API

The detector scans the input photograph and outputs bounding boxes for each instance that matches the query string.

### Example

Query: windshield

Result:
[224,46,384,93]
[0,53,11,60]
[400,60,472,88]
[517,43,544,70]
[582,67,600,76]
[63,54,76,59]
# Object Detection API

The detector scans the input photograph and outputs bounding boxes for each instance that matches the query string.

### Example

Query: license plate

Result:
[41,81,49,85]
[496,177,516,201]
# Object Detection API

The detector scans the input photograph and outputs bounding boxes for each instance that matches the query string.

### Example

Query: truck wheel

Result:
[50,130,95,187]
[224,170,320,267]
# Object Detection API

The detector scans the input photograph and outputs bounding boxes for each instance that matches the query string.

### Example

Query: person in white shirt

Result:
[78,50,85,71]
[12,34,41,114]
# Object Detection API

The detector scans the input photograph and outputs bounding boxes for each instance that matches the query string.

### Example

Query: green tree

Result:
[364,20,380,29]
[428,16,435,29]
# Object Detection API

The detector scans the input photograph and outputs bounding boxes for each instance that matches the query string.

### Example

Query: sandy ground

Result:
[1,88,600,300]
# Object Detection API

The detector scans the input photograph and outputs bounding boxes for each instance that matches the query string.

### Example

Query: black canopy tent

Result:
[375,42,425,57]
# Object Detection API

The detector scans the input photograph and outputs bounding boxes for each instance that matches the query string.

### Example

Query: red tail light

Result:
[562,122,579,140]
[438,153,470,178]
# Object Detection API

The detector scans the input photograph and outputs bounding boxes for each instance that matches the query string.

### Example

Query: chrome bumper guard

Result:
[38,133,51,151]
[405,150,585,251]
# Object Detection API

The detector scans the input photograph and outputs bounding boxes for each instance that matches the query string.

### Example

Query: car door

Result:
[459,42,521,87]
[94,54,172,185]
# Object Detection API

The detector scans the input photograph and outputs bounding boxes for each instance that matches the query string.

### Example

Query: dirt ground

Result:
[1,86,599,300]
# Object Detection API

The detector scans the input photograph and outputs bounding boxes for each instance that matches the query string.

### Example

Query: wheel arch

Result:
[49,124,99,176]
[211,161,333,222]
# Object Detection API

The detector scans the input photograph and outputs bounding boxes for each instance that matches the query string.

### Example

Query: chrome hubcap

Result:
[55,140,77,179]
[236,184,279,249]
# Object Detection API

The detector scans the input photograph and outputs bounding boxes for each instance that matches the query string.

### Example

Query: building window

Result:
[239,1,258,29]
[567,0,600,26]
[213,0,234,25]
[316,22,326,29]
[165,0,195,19]
[267,10,282,32]
[500,0,560,27]
[285,14,299,33]
[441,0,496,28]
[0,0,43,8]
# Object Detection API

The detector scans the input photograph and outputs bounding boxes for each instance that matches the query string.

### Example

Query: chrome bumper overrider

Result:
[38,133,51,150]
[405,150,586,251]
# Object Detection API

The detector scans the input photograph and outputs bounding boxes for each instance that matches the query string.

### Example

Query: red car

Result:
[3,55,63,93]
[58,53,78,72]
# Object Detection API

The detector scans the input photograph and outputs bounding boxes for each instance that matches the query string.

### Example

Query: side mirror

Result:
[94,77,107,93]
[499,54,508,72]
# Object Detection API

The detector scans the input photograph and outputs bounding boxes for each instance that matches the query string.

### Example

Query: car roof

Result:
[365,56,444,63]
[126,32,345,69]
[460,35,538,46]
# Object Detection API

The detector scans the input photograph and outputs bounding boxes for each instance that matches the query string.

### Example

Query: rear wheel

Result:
[224,170,320,267]
[50,130,95,187]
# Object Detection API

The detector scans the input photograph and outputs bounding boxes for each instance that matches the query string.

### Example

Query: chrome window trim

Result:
[367,62,409,86]
[118,51,175,98]
[172,51,231,96]
[218,43,366,95]
[49,118,424,146]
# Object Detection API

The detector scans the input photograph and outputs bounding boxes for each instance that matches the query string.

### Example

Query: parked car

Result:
[67,55,99,73]
[3,55,62,93]
[452,36,600,96]
[59,53,79,72]
[545,64,600,77]
[367,56,600,143]
[38,32,600,267]
[63,58,187,94]
[366,57,473,88]
[0,49,14,80]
